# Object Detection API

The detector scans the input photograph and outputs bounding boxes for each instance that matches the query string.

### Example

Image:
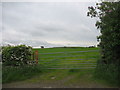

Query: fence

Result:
[33,50,99,69]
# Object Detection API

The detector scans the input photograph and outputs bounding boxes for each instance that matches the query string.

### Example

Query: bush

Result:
[2,45,33,66]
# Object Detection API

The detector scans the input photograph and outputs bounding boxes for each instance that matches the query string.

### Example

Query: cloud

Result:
[2,2,100,47]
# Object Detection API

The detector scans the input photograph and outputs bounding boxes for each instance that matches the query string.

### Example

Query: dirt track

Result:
[3,75,116,88]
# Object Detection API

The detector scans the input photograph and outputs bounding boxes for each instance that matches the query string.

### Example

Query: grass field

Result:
[3,47,117,88]
[33,47,99,69]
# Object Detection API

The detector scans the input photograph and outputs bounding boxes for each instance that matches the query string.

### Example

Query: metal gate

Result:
[34,50,98,69]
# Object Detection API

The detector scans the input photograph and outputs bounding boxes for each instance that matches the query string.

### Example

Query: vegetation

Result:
[2,45,33,66]
[3,47,100,84]
[2,45,40,83]
[87,1,120,86]
[3,47,118,87]
[33,47,99,69]
[2,65,42,83]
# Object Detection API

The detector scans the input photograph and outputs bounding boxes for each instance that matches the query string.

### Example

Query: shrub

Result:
[2,45,33,66]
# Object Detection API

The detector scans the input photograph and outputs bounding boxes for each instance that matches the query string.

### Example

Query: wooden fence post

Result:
[35,50,38,64]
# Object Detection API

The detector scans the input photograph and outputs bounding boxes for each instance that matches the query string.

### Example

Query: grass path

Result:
[3,69,116,88]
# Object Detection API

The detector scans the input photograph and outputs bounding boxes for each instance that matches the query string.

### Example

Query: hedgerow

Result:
[2,45,33,66]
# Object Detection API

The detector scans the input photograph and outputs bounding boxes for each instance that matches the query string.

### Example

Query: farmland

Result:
[33,47,99,69]
[3,47,117,88]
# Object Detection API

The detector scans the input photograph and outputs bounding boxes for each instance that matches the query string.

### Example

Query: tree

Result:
[87,1,120,85]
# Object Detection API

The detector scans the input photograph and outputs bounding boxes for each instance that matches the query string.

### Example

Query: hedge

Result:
[2,45,33,66]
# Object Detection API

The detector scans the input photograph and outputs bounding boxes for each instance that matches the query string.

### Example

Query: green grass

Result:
[3,47,100,84]
[33,47,99,69]
[2,65,42,84]
[2,47,118,87]
[31,47,118,87]
[33,47,99,53]
[25,68,115,88]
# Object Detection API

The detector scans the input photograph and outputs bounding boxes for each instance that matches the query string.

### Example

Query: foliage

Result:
[2,45,33,66]
[87,2,120,86]
[2,65,42,83]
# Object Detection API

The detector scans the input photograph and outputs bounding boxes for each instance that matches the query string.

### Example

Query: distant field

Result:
[33,47,100,69]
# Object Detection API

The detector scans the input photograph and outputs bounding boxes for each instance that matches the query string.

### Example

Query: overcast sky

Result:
[1,2,100,48]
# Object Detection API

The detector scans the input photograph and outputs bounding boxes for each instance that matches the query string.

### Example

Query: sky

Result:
[1,1,101,48]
